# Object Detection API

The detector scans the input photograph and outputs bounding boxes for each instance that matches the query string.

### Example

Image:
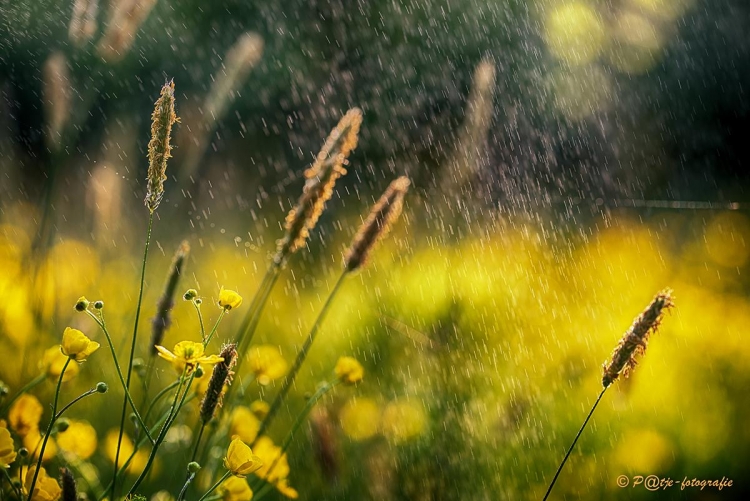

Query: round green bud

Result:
[74,296,90,312]
[195,366,205,378]
[56,418,70,432]
[194,298,202,305]
[18,447,29,458]
[183,289,198,301]
[187,462,201,473]
[94,300,104,309]
[96,382,108,393]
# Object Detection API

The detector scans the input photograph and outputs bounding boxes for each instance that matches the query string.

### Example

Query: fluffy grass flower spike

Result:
[60,328,100,361]
[155,341,224,374]
[145,80,178,214]
[542,288,675,501]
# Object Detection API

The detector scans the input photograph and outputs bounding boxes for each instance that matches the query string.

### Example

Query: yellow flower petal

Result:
[218,288,243,311]
[0,425,17,468]
[56,420,97,460]
[8,394,43,438]
[335,356,364,385]
[41,346,79,382]
[61,327,99,361]
[220,476,253,501]
[224,438,263,477]
[23,465,61,501]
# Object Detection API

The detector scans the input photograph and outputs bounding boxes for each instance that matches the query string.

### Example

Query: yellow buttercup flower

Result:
[8,394,43,437]
[218,288,243,311]
[61,327,100,361]
[41,346,79,382]
[23,465,61,501]
[230,407,260,444]
[247,345,288,385]
[224,438,263,477]
[0,424,17,468]
[335,356,364,385]
[275,480,299,499]
[103,430,148,475]
[23,427,58,462]
[220,475,253,501]
[155,341,224,374]
[56,419,98,460]
[252,437,297,497]
[252,436,289,483]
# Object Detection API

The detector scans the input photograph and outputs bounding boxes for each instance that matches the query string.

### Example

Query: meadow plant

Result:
[0,82,403,501]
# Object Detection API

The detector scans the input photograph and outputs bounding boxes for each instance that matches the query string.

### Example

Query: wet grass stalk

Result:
[26,359,71,500]
[253,272,347,444]
[84,308,153,443]
[542,289,674,500]
[111,212,154,500]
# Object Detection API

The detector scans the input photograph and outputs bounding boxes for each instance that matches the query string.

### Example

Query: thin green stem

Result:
[197,471,231,501]
[1,467,22,499]
[142,380,181,426]
[190,423,206,463]
[125,368,196,497]
[112,212,154,500]
[85,309,153,443]
[192,302,206,342]
[265,380,338,480]
[55,387,99,418]
[177,472,196,501]
[253,272,347,445]
[204,309,226,347]
[0,374,45,415]
[27,358,70,501]
[542,387,608,501]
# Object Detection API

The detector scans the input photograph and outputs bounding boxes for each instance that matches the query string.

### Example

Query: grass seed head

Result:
[345,176,410,272]
[145,80,178,213]
[602,288,674,388]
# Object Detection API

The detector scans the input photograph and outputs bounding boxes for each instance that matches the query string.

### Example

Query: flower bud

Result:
[96,382,108,393]
[184,289,198,301]
[93,300,104,309]
[56,418,70,432]
[187,461,201,473]
[74,296,89,312]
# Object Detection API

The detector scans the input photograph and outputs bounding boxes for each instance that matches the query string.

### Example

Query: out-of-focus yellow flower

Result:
[61,327,100,361]
[41,346,79,382]
[23,465,61,501]
[334,356,364,385]
[151,490,175,501]
[56,419,97,460]
[220,475,253,501]
[103,430,148,474]
[340,398,380,441]
[23,428,57,462]
[249,400,270,420]
[0,424,17,467]
[155,341,223,374]
[218,288,243,311]
[252,437,297,498]
[275,480,298,499]
[224,438,262,478]
[544,2,606,66]
[381,399,427,443]
[230,407,260,444]
[8,394,43,437]
[247,345,287,386]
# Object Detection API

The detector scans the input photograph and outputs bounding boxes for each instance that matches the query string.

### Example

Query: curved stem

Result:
[177,472,196,501]
[253,272,347,445]
[27,358,70,501]
[142,380,181,426]
[542,387,607,501]
[125,368,196,497]
[265,380,338,480]
[193,302,206,343]
[0,374,45,415]
[203,309,226,348]
[112,212,154,500]
[197,471,231,501]
[56,387,99,418]
[1,466,22,499]
[85,309,153,443]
